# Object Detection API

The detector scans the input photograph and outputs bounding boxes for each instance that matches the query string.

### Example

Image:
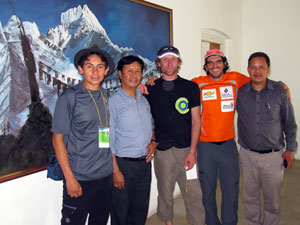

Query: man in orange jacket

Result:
[192,49,250,225]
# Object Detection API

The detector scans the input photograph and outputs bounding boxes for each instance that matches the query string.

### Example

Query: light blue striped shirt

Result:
[108,88,154,157]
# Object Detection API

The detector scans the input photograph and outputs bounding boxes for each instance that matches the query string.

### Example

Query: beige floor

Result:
[146,160,300,225]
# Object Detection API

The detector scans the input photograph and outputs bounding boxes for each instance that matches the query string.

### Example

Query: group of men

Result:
[51,43,297,225]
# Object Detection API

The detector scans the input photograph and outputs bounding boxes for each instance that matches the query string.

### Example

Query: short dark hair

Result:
[248,52,270,67]
[117,55,145,72]
[203,56,230,75]
[77,52,109,68]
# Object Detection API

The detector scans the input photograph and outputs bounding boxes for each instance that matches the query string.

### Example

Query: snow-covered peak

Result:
[61,5,83,25]
[23,21,40,38]
[3,15,41,44]
[56,4,116,53]
[81,5,106,34]
[61,4,106,34]
[4,15,19,32]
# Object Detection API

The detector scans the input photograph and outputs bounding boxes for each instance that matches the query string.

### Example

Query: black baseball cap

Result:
[74,44,115,75]
[157,45,180,59]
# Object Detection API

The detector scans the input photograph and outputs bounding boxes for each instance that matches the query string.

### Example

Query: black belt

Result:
[247,148,280,154]
[116,156,146,161]
[209,141,226,145]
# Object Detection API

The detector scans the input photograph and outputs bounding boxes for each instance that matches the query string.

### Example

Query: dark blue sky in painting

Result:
[0,0,171,60]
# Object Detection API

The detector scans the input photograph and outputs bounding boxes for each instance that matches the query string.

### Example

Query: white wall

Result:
[241,0,300,159]
[150,0,243,79]
[0,171,62,225]
[0,168,160,225]
[1,0,299,224]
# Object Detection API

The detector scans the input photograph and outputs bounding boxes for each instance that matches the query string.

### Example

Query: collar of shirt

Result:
[245,78,275,92]
[118,87,142,101]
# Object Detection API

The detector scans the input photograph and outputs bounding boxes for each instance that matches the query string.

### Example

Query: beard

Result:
[208,70,223,80]
[161,67,178,77]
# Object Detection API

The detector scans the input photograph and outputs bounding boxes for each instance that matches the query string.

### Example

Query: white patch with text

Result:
[220,86,234,100]
[221,100,235,112]
[202,89,217,100]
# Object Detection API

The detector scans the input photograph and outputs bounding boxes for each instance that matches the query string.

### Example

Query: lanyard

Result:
[84,85,108,127]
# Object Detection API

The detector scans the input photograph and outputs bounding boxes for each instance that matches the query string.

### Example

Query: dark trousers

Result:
[197,139,239,225]
[61,174,113,225]
[111,158,151,225]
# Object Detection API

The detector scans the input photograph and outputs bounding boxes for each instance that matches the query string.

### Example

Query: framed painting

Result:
[0,0,172,183]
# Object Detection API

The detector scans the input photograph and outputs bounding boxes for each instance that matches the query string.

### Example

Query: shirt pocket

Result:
[117,104,140,134]
[262,102,281,122]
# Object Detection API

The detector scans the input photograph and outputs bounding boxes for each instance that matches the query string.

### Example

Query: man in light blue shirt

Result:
[108,55,156,225]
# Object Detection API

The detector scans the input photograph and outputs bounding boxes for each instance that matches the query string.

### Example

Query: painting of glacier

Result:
[0,0,172,181]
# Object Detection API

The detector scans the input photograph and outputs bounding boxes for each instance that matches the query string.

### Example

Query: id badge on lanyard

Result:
[99,127,110,148]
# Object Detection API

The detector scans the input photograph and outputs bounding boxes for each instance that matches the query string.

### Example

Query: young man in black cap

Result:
[52,45,114,225]
[145,45,205,225]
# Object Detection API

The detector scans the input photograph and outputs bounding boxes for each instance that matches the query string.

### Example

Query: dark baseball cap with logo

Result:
[157,45,180,59]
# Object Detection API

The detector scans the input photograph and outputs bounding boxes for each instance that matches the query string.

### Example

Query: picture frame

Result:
[0,0,173,183]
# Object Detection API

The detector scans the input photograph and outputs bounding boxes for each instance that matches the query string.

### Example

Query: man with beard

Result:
[145,45,205,225]
[192,49,250,225]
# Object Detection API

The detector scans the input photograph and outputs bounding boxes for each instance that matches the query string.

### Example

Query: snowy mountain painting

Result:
[0,0,172,182]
